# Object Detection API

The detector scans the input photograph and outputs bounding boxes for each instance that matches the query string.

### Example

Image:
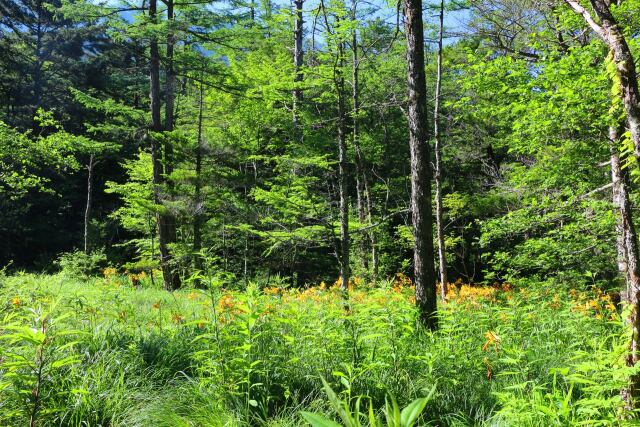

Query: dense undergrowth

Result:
[0,272,636,426]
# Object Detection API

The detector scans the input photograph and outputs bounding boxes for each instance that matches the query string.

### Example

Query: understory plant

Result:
[300,377,436,427]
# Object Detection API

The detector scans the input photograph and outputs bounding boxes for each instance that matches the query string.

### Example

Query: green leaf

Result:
[400,397,429,427]
[300,411,343,427]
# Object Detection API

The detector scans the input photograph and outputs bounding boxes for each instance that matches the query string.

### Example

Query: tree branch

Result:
[562,0,607,40]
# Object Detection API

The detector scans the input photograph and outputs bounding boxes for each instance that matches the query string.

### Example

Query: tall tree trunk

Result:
[244,230,249,286]
[163,0,181,289]
[242,163,252,287]
[351,0,369,275]
[165,0,175,136]
[404,0,437,329]
[149,0,178,290]
[32,0,43,127]
[293,0,304,141]
[570,0,640,398]
[337,35,350,291]
[84,154,95,255]
[611,126,630,296]
[610,124,640,406]
[433,0,447,301]
[564,0,640,165]
[364,174,378,283]
[193,82,205,274]
[319,1,350,290]
[149,216,156,287]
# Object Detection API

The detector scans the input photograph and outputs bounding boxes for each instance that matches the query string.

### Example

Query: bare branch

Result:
[562,0,607,40]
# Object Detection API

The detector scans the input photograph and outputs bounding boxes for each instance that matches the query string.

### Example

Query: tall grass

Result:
[0,272,634,425]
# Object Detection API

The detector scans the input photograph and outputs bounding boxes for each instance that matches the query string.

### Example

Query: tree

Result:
[65,137,119,254]
[292,0,304,139]
[148,0,181,290]
[433,0,447,301]
[562,0,640,403]
[319,0,351,290]
[609,123,640,406]
[404,0,437,328]
[193,81,206,276]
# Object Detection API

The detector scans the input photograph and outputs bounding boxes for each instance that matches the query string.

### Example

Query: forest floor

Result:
[0,272,632,426]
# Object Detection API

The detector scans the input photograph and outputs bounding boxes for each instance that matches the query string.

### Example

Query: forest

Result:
[2,0,640,424]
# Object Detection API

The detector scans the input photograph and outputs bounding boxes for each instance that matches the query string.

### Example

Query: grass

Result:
[0,272,634,426]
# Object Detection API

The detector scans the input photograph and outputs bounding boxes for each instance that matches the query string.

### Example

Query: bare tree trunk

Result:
[337,33,350,291]
[149,0,179,290]
[404,0,437,329]
[244,231,249,286]
[164,0,180,289]
[32,0,43,128]
[165,0,175,136]
[364,174,378,283]
[193,82,205,274]
[84,154,95,255]
[242,163,251,287]
[351,1,369,276]
[564,0,640,165]
[148,216,156,287]
[610,124,640,407]
[433,0,447,301]
[293,0,304,141]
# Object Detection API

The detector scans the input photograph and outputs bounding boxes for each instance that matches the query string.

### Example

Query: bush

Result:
[56,250,107,278]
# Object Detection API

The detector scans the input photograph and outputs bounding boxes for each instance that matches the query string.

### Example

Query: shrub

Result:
[56,250,108,278]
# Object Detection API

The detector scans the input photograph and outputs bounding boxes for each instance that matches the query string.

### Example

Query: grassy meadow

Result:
[0,272,634,426]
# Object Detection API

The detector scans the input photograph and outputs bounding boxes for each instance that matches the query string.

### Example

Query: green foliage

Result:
[300,377,435,427]
[0,301,85,425]
[0,117,80,201]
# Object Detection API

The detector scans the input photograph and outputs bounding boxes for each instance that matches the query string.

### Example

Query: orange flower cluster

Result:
[393,273,413,289]
[103,267,151,288]
[102,267,122,287]
[445,284,498,302]
[127,271,147,286]
[327,276,367,291]
[292,287,336,304]
[570,289,618,320]
[260,303,276,317]
[482,331,501,352]
[103,267,118,278]
[263,287,282,296]
[218,295,235,310]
